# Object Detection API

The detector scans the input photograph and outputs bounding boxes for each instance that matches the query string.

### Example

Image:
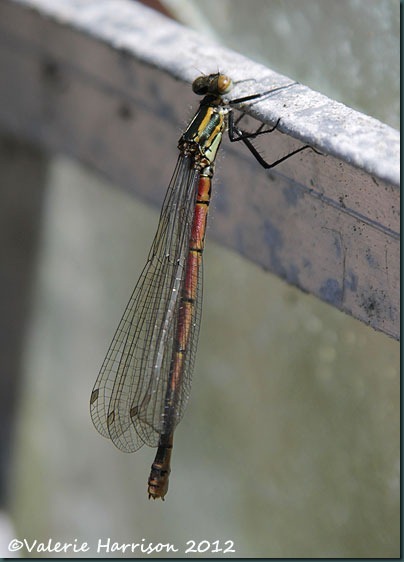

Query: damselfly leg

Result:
[227,100,322,171]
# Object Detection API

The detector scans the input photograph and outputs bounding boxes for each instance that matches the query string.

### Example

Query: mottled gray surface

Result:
[0,0,399,336]
[164,0,400,130]
[13,0,400,185]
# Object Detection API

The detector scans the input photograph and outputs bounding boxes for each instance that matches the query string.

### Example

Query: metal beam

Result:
[0,0,399,338]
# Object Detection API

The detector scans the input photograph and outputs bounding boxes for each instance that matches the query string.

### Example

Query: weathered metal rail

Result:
[0,0,399,339]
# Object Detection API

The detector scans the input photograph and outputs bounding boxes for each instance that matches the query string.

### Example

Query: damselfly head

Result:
[192,73,233,97]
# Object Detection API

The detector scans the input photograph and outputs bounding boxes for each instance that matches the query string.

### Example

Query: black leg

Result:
[229,112,281,142]
[228,111,322,170]
[229,81,298,106]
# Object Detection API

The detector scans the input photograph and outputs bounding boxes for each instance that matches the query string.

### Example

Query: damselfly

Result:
[90,72,316,500]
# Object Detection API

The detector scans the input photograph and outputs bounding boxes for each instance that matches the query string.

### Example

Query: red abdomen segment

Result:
[148,174,211,500]
[173,174,211,387]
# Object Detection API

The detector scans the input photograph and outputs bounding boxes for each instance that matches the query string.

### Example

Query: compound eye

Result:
[216,74,232,94]
[192,76,209,95]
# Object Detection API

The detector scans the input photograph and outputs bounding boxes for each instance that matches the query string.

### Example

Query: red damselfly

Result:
[90,72,316,500]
